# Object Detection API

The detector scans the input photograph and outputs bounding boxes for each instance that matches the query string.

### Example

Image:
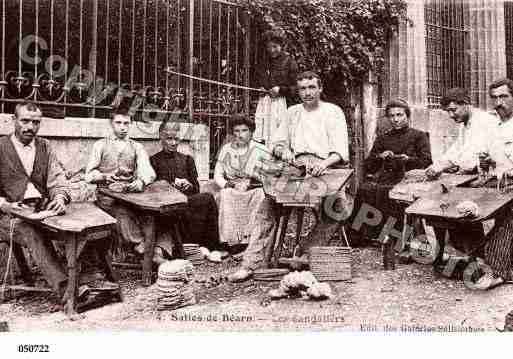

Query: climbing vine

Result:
[246,0,407,98]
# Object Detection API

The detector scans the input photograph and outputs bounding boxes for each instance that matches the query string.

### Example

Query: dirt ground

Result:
[2,245,512,333]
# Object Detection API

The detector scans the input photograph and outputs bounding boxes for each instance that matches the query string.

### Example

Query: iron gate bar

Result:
[235,6,238,102]
[130,0,135,89]
[217,1,221,115]
[188,0,194,119]
[117,0,123,88]
[165,0,170,101]
[104,0,109,84]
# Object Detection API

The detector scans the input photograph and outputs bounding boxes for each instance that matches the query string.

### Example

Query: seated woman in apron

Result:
[214,116,271,252]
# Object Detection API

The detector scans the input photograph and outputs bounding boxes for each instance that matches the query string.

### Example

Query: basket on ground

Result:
[308,246,352,281]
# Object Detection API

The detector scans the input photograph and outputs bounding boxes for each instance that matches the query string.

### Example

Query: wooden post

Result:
[361,71,378,156]
[351,82,364,191]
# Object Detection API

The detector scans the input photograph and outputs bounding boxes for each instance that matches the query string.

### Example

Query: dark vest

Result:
[0,136,50,202]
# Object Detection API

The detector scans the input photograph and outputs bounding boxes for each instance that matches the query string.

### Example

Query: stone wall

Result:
[0,115,210,180]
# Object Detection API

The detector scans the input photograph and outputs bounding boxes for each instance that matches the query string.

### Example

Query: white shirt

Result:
[483,115,513,178]
[85,134,156,185]
[272,101,350,161]
[432,108,495,172]
[10,134,42,200]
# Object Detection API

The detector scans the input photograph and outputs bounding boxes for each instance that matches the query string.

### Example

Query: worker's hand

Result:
[103,173,116,184]
[478,152,495,172]
[0,200,21,214]
[258,87,267,97]
[269,86,280,98]
[379,150,394,160]
[397,154,410,161]
[224,180,236,189]
[175,177,192,192]
[126,179,144,193]
[234,180,250,192]
[274,146,295,164]
[307,160,329,177]
[46,195,66,214]
[425,167,441,180]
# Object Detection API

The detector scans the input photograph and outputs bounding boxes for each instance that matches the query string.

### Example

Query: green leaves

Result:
[247,0,406,99]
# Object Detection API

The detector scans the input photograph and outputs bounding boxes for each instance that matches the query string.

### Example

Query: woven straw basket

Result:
[309,245,352,281]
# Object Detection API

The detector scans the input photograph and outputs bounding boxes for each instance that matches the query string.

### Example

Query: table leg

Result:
[400,213,410,252]
[12,242,33,285]
[173,213,186,259]
[97,232,118,283]
[432,226,447,266]
[142,215,156,286]
[63,233,78,316]
[272,208,292,267]
[264,205,284,267]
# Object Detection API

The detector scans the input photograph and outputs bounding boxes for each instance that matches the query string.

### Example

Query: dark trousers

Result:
[157,192,221,251]
[0,214,67,293]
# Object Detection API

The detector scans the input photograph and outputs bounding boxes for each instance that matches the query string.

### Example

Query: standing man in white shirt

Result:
[228,71,351,281]
[0,102,71,297]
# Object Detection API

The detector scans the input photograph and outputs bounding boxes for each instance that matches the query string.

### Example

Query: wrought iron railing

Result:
[0,0,257,169]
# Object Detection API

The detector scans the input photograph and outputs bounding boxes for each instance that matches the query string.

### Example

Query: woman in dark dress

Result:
[356,99,432,241]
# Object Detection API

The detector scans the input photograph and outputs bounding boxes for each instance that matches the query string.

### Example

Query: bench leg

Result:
[63,234,78,316]
[272,209,292,268]
[142,215,156,286]
[264,206,283,268]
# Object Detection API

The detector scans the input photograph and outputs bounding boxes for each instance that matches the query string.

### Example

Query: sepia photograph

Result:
[0,0,512,355]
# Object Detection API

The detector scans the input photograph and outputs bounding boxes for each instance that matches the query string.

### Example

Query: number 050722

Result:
[17,344,50,353]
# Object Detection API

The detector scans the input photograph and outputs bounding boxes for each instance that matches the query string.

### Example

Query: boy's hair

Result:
[229,115,255,133]
[441,88,470,107]
[110,106,131,120]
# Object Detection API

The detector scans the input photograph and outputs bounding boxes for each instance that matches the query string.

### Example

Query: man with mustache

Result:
[0,102,71,298]
[470,78,513,289]
[229,71,351,282]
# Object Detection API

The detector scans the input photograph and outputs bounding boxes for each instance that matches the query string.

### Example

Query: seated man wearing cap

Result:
[356,99,432,243]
